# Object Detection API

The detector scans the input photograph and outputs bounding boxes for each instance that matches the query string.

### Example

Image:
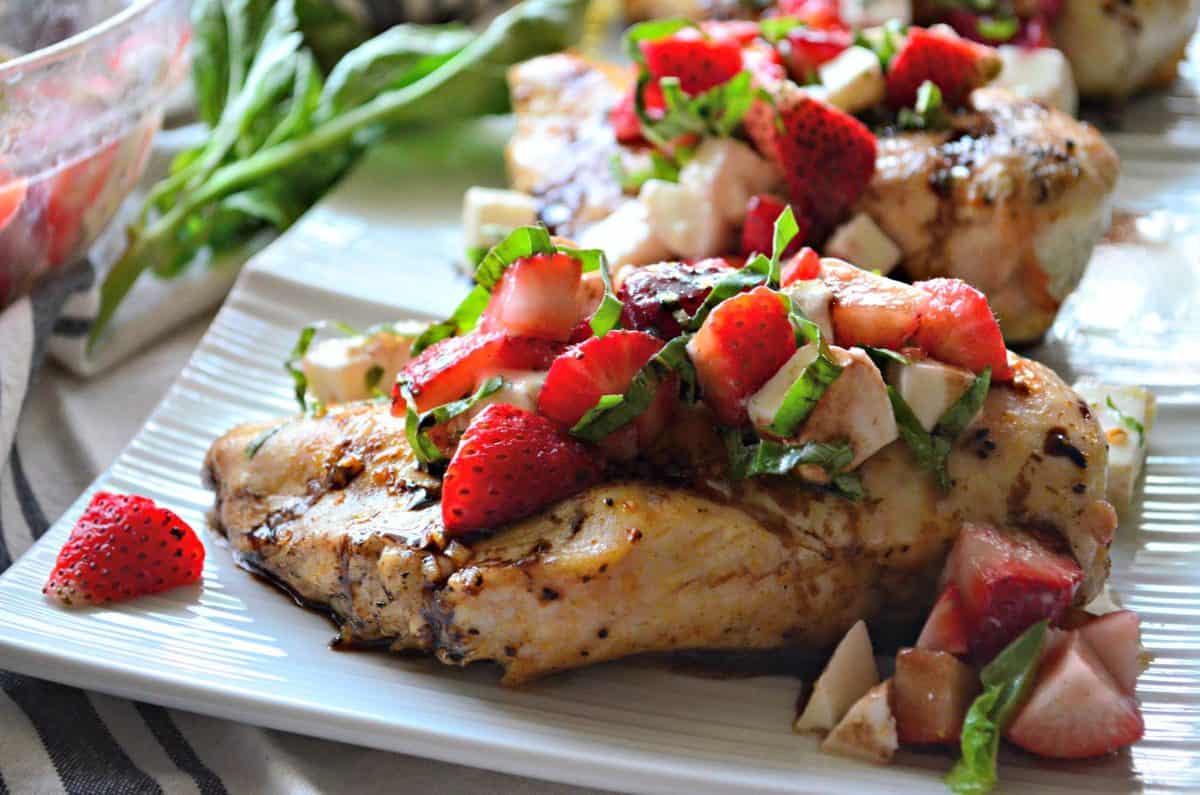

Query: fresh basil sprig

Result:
[400,375,504,468]
[889,367,991,490]
[1107,396,1146,447]
[946,620,1047,795]
[723,430,864,499]
[571,336,697,442]
[412,226,621,354]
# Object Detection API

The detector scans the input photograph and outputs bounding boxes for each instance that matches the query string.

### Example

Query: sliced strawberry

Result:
[913,277,1012,381]
[885,27,1002,109]
[538,330,675,450]
[740,195,808,260]
[943,523,1084,662]
[641,33,744,95]
[395,332,564,413]
[775,94,876,238]
[781,246,821,286]
[480,252,584,342]
[441,404,603,535]
[916,585,970,656]
[1078,610,1144,695]
[618,258,737,339]
[611,81,667,144]
[775,0,845,28]
[783,27,853,81]
[821,259,927,349]
[1005,632,1145,759]
[688,285,796,426]
[44,491,205,606]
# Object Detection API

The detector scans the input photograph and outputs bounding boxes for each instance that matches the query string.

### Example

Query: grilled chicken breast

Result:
[206,355,1115,685]
[505,54,1117,341]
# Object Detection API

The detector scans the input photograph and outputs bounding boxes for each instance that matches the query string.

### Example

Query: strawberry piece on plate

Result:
[1005,631,1145,759]
[442,404,602,535]
[538,330,676,451]
[784,27,853,80]
[775,0,845,28]
[781,246,821,286]
[741,195,807,260]
[1079,610,1144,694]
[916,585,970,656]
[944,523,1084,662]
[396,332,564,412]
[641,33,744,95]
[885,27,1002,109]
[914,277,1013,381]
[480,252,584,342]
[688,285,796,426]
[618,259,737,339]
[775,94,876,237]
[821,259,927,349]
[44,491,204,606]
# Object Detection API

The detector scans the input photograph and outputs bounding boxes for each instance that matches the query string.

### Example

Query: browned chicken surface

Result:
[206,356,1115,685]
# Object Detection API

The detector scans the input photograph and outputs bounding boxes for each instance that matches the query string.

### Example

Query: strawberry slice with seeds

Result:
[916,585,970,656]
[538,330,676,451]
[480,252,585,342]
[618,258,737,339]
[641,32,744,95]
[688,285,797,426]
[1005,631,1145,759]
[395,332,564,413]
[943,523,1084,662]
[914,277,1013,381]
[821,259,928,349]
[741,195,808,260]
[885,27,1002,109]
[442,404,602,535]
[44,492,204,606]
[775,94,876,238]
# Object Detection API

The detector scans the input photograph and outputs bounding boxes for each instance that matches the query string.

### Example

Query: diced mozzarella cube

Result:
[796,620,879,732]
[782,280,835,343]
[797,347,898,470]
[840,0,911,28]
[679,138,781,226]
[640,178,733,261]
[994,45,1078,116]
[461,187,538,250]
[819,46,886,115]
[747,345,821,434]
[821,681,898,765]
[1073,381,1156,513]
[824,213,902,275]
[577,200,673,268]
[887,359,977,432]
[302,322,424,405]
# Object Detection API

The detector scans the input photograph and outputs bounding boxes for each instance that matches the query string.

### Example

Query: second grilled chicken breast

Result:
[206,355,1115,684]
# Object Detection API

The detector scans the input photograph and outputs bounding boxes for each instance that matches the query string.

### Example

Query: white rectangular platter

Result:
[0,95,1198,795]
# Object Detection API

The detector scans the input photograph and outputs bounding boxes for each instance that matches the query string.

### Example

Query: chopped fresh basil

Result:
[759,16,803,44]
[637,72,763,148]
[610,150,681,192]
[571,336,696,442]
[623,18,695,63]
[285,323,321,412]
[588,252,623,339]
[889,367,991,490]
[364,363,385,395]
[947,620,1047,795]
[475,225,555,290]
[855,19,907,70]
[401,375,504,468]
[976,15,1019,41]
[680,269,769,332]
[768,350,843,438]
[244,422,286,458]
[739,203,800,287]
[863,346,911,369]
[898,80,947,131]
[723,430,862,498]
[1107,396,1146,447]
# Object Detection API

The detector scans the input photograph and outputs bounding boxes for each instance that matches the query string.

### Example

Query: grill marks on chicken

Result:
[205,357,1115,684]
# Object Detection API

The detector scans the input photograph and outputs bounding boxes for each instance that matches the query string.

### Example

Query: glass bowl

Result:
[0,0,190,308]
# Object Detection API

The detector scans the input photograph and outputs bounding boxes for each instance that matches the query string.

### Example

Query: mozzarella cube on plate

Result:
[1073,381,1156,513]
[797,347,898,471]
[887,359,977,432]
[578,200,672,268]
[994,45,1078,116]
[680,138,781,226]
[840,0,911,27]
[824,213,902,275]
[782,280,836,343]
[640,179,733,260]
[302,322,424,405]
[796,619,879,732]
[819,47,887,115]
[821,681,898,765]
[462,187,538,250]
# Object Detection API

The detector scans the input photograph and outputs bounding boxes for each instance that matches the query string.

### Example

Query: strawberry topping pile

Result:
[44,491,205,606]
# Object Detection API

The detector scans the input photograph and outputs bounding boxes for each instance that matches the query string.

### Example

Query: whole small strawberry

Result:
[44,492,205,606]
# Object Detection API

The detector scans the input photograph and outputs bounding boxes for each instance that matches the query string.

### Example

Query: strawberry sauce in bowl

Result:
[0,0,190,309]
